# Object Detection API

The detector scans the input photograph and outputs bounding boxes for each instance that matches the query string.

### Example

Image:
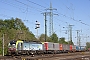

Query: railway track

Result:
[0,51,90,60]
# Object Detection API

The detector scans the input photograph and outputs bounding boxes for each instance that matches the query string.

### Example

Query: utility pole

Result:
[76,30,80,46]
[2,34,4,56]
[59,25,61,38]
[63,22,70,42]
[44,13,47,42]
[69,25,74,44]
[42,12,47,42]
[46,2,58,36]
[85,34,89,45]
[79,33,81,46]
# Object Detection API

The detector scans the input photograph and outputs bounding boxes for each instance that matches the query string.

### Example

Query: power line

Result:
[3,0,89,27]
[26,0,47,8]
[76,30,81,46]
[1,0,90,37]
[1,0,44,13]
[26,0,70,36]
[0,0,43,24]
[0,0,25,11]
[56,11,90,27]
[0,14,13,18]
[14,0,43,12]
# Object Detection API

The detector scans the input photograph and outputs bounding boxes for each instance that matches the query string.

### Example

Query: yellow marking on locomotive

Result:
[16,40,23,50]
[22,58,25,60]
[41,41,45,44]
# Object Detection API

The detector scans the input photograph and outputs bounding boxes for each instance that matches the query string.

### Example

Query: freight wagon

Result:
[71,45,76,52]
[60,44,70,53]
[75,46,86,52]
[79,46,86,51]
[43,42,60,54]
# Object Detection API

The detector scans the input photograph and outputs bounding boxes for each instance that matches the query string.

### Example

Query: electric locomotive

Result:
[7,40,43,55]
[7,40,17,55]
[7,40,23,55]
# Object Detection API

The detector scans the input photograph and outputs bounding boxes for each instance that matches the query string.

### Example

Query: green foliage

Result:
[39,34,52,42]
[50,33,58,43]
[86,42,90,50]
[58,37,74,44]
[39,34,45,42]
[0,18,36,55]
[39,33,59,42]
[0,40,2,55]
[59,37,68,44]
[68,41,74,45]
[0,18,36,40]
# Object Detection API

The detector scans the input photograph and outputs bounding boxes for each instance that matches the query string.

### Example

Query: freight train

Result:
[7,40,86,56]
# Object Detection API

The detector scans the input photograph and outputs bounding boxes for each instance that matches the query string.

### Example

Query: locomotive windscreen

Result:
[8,40,17,47]
[9,40,16,45]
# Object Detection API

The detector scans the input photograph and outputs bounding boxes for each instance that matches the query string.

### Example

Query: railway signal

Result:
[35,21,40,38]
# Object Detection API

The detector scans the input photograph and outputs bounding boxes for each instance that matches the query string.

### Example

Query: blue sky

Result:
[0,0,90,46]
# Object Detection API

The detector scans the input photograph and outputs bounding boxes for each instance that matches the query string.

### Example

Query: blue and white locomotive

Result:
[7,40,43,55]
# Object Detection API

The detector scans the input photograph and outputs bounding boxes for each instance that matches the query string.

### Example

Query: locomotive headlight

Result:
[31,52,33,54]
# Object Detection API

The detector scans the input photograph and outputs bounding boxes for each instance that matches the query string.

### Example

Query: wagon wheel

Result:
[27,51,29,56]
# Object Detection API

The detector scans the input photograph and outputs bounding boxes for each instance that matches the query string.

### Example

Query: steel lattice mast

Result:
[46,2,57,36]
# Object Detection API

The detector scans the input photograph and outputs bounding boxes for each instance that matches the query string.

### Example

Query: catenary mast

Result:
[46,2,57,36]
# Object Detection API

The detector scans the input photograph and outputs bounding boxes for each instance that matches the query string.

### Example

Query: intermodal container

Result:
[60,44,70,51]
[72,45,76,51]
[79,46,86,51]
[70,45,72,50]
[44,42,54,50]
[76,46,79,51]
[53,43,59,50]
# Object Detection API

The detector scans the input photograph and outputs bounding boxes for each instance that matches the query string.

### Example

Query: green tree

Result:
[59,37,68,44]
[86,42,90,50]
[0,18,36,55]
[0,40,2,55]
[39,34,50,42]
[50,33,58,43]
[67,40,74,45]
[39,34,45,42]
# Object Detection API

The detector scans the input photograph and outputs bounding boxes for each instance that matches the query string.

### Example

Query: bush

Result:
[0,40,2,55]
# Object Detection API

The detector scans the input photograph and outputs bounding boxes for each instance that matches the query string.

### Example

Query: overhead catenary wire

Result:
[0,0,42,24]
[0,14,13,18]
[56,11,90,27]
[0,0,25,11]
[1,0,44,13]
[1,0,89,27]
[0,0,90,44]
[0,0,90,32]
[14,0,45,28]
[25,0,90,35]
[24,0,71,26]
[26,0,47,8]
[14,0,44,12]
